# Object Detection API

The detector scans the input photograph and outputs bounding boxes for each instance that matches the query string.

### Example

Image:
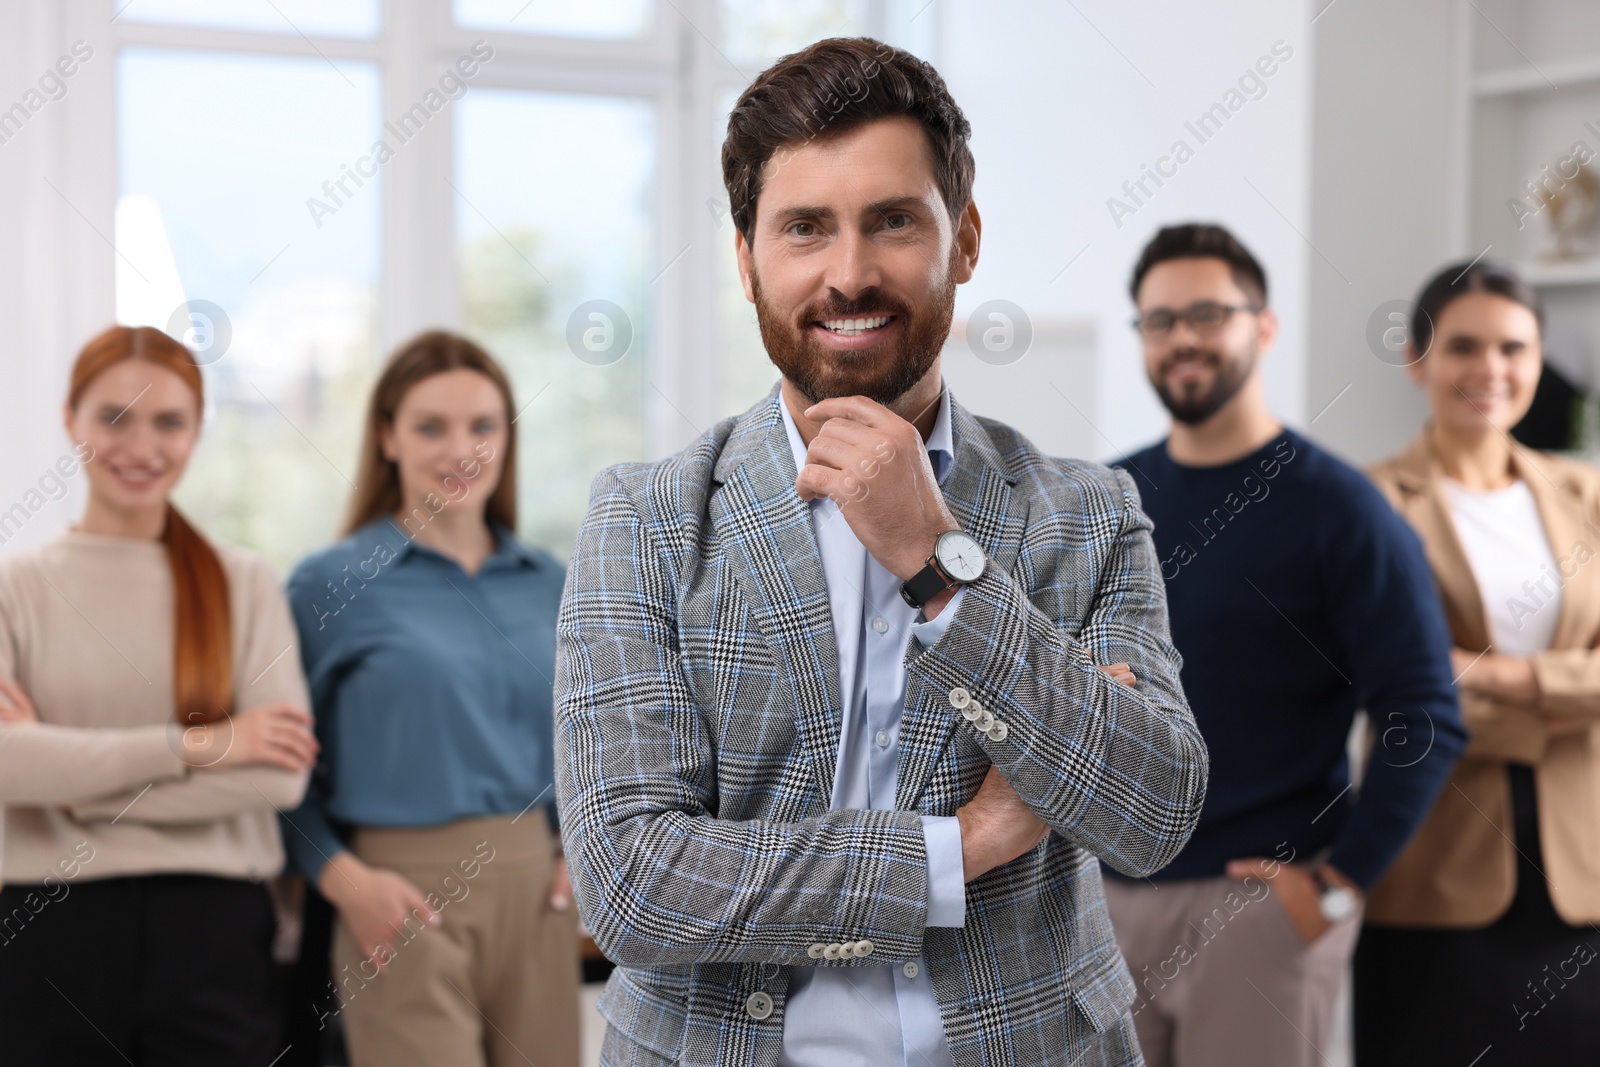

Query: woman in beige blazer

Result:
[1356,261,1600,1065]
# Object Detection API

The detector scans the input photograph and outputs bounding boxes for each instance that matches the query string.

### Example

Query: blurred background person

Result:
[1104,224,1465,1067]
[1357,262,1600,1065]
[279,331,578,1067]
[0,325,317,1064]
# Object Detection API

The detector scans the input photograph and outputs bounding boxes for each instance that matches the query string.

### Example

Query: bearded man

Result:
[1104,223,1463,1067]
[554,38,1208,1067]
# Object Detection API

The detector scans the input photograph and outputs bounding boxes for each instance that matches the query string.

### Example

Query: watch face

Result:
[1321,887,1357,923]
[935,531,986,583]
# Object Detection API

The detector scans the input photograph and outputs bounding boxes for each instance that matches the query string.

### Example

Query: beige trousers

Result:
[331,812,581,1067]
[1102,871,1359,1067]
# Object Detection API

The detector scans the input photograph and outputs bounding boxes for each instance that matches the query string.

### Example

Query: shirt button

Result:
[872,617,889,634]
[875,730,890,748]
[745,991,773,1020]
[902,961,920,979]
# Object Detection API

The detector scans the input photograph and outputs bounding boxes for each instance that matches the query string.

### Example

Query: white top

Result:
[1442,478,1560,658]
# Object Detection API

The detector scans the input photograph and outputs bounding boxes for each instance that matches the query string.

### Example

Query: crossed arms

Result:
[555,461,1208,971]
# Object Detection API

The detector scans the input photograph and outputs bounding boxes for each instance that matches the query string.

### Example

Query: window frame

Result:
[84,0,903,463]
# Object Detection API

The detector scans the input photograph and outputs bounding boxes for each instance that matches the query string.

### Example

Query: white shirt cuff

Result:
[909,586,966,650]
[920,814,966,928]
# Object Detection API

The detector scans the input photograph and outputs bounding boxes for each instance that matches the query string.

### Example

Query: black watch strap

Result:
[899,561,950,609]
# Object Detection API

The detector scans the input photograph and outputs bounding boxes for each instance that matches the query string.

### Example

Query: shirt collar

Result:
[360,516,543,570]
[487,521,546,568]
[778,386,956,485]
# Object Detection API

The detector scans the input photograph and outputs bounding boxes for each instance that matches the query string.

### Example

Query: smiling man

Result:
[555,39,1207,1067]
[1105,224,1465,1067]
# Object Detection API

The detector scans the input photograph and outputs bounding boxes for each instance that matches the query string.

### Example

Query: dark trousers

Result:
[0,873,281,1066]
[1353,765,1600,1066]
[279,878,347,1067]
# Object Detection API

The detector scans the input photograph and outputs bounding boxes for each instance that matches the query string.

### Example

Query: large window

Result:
[718,0,869,66]
[110,0,935,571]
[456,90,656,553]
[453,0,655,39]
[117,47,381,573]
[120,0,381,38]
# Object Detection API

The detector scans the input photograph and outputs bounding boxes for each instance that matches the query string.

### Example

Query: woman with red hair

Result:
[0,325,319,1063]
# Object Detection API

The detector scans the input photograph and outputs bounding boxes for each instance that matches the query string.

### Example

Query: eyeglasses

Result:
[1132,301,1260,338]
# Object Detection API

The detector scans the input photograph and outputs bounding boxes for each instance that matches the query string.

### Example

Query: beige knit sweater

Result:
[0,529,310,886]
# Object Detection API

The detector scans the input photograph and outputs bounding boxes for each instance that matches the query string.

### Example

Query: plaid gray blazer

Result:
[555,391,1208,1067]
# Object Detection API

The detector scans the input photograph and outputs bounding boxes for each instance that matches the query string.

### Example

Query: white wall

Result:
[936,0,1315,464]
[0,1,114,554]
[1304,0,1466,466]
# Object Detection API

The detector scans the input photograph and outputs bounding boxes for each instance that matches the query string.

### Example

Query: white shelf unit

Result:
[1457,0,1600,395]
[1473,54,1600,99]
[1517,257,1600,287]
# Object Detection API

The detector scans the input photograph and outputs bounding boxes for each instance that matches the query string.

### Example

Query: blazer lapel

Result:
[711,394,845,805]
[1392,430,1600,652]
[895,397,1026,811]
[708,390,1029,813]
[1392,432,1492,650]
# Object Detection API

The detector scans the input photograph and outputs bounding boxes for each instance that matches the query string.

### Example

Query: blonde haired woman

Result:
[1357,262,1600,1063]
[280,331,578,1067]
[0,325,317,1063]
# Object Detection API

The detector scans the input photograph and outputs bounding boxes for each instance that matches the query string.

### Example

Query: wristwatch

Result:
[900,530,986,609]
[1311,865,1358,923]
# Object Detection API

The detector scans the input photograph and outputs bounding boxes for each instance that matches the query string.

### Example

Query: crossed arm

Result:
[555,465,1208,971]
[903,469,1209,877]
[1452,647,1600,764]
[0,555,315,821]
[0,679,311,819]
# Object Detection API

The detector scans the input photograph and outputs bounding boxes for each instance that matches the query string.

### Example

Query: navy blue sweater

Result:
[1111,429,1464,889]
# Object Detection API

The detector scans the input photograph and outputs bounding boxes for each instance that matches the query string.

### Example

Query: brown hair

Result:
[68,326,232,726]
[1129,222,1269,307]
[721,37,975,242]
[343,330,518,535]
[1410,259,1544,356]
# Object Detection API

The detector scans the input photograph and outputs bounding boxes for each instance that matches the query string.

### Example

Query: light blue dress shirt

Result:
[776,389,968,1067]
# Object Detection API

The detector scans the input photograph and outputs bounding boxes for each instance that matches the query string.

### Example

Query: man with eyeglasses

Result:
[1102,223,1464,1067]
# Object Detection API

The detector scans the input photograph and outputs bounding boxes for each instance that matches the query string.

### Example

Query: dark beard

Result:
[751,258,955,408]
[1151,344,1257,426]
